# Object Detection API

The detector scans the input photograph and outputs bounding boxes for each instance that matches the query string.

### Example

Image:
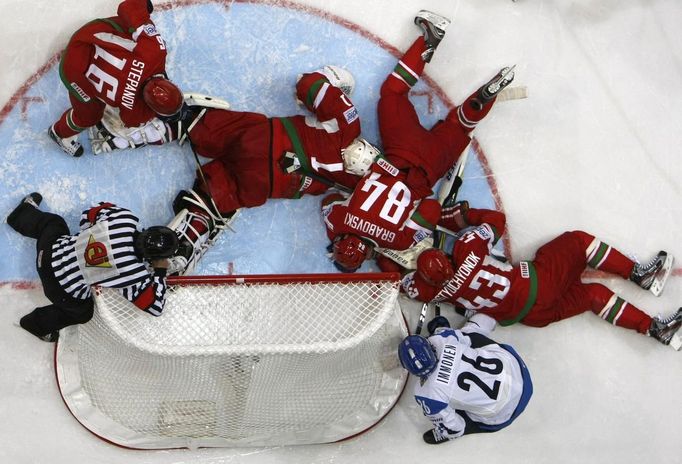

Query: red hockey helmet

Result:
[332,234,371,272]
[417,248,454,287]
[142,77,183,117]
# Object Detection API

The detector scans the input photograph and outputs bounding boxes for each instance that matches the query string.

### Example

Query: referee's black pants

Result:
[7,202,94,339]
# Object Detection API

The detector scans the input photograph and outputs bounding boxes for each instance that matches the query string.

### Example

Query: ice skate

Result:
[630,251,673,296]
[39,331,60,343]
[471,66,516,110]
[48,124,84,157]
[423,426,456,445]
[7,192,43,230]
[17,192,42,210]
[648,308,682,349]
[414,10,451,63]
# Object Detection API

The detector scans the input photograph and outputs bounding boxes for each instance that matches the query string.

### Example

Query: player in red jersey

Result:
[401,200,681,348]
[322,10,515,272]
[49,0,183,157]
[162,65,379,275]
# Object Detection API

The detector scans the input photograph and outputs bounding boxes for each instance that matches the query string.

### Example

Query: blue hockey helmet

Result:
[398,335,438,377]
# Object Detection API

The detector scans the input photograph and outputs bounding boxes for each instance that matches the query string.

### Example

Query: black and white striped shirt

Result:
[50,202,168,316]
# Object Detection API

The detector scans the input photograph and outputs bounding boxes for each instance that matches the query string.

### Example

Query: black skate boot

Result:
[414,10,451,63]
[7,192,43,231]
[39,331,60,343]
[630,251,673,296]
[471,66,516,110]
[49,125,84,157]
[423,426,457,445]
[648,308,682,346]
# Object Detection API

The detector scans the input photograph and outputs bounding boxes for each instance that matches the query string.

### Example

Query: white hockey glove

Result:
[318,65,355,97]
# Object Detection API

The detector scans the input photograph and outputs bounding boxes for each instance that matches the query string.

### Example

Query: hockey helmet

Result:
[332,234,372,272]
[319,65,356,97]
[341,138,380,176]
[398,335,438,377]
[417,248,454,287]
[142,77,184,117]
[134,226,180,260]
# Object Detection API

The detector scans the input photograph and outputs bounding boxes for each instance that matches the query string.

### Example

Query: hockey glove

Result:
[88,123,116,155]
[427,316,450,336]
[280,151,302,174]
[439,200,469,232]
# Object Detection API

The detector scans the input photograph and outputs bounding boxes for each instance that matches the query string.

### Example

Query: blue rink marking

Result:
[0,2,495,279]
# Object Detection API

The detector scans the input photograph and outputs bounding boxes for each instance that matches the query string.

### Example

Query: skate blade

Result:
[650,254,674,297]
[416,10,451,30]
[669,331,682,351]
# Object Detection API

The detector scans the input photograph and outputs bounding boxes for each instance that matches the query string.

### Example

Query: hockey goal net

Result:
[55,273,408,449]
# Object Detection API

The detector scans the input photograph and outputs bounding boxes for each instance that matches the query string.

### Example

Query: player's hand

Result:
[151,258,170,269]
[427,316,450,336]
[439,200,469,232]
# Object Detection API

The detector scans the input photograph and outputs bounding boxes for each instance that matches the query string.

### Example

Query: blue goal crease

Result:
[0,2,494,280]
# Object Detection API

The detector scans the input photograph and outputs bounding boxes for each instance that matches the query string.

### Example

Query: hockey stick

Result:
[433,146,470,250]
[415,302,430,335]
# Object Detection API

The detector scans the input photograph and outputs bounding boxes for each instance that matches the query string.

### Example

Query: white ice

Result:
[1,1,681,463]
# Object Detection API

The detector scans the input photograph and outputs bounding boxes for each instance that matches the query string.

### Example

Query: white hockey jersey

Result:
[413,319,531,438]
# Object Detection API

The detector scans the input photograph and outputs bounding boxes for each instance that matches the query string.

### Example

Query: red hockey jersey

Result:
[59,2,167,127]
[401,209,538,326]
[322,168,442,250]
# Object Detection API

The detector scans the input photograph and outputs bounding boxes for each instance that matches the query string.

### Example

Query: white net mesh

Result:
[56,274,408,448]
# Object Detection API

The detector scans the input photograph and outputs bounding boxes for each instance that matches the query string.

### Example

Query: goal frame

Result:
[54,272,408,449]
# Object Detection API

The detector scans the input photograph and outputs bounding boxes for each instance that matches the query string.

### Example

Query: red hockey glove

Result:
[118,0,152,30]
[438,200,469,232]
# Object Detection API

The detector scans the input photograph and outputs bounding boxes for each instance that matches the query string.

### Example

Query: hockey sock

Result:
[586,283,651,334]
[381,37,427,95]
[574,230,633,279]
[53,109,87,138]
[456,90,496,132]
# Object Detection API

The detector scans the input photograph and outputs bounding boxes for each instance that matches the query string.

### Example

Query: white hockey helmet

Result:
[319,65,355,97]
[341,138,379,176]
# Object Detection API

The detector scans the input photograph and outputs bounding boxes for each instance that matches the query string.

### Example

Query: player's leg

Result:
[377,9,451,148]
[183,108,269,159]
[49,95,105,157]
[19,300,94,342]
[445,67,516,139]
[7,193,69,240]
[572,230,672,295]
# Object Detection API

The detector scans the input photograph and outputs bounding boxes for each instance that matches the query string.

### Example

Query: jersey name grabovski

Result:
[414,327,525,437]
[50,203,168,316]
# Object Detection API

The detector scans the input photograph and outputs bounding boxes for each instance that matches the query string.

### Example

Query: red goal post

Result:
[55,272,408,449]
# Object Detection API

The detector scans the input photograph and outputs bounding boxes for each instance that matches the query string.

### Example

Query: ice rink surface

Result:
[1,1,681,463]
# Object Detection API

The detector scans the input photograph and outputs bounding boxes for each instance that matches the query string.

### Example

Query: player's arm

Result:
[79,202,117,228]
[400,270,439,302]
[295,68,361,142]
[461,312,498,341]
[128,267,169,316]
[415,394,466,442]
[440,201,506,245]
[394,198,442,250]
